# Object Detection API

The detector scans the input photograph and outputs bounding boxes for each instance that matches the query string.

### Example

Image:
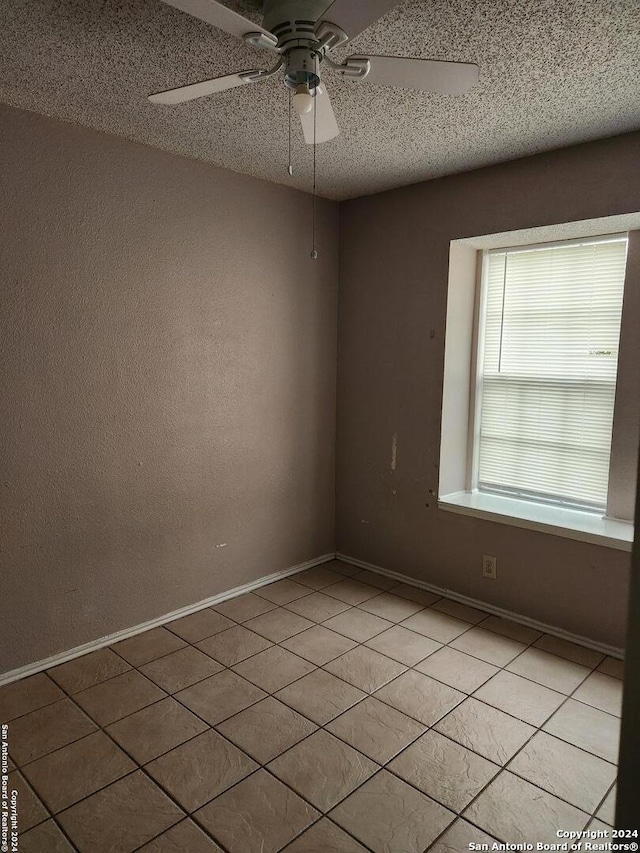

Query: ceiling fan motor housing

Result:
[262,0,330,90]
[261,0,331,37]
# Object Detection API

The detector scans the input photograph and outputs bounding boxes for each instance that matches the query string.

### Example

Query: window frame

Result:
[468,232,628,518]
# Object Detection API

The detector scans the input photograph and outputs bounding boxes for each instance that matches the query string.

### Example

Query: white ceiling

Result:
[1,0,639,200]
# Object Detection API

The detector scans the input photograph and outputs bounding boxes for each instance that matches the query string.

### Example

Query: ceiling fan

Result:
[148,0,479,144]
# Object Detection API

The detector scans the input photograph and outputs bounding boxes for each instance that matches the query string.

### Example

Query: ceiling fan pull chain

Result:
[311,92,318,260]
[287,88,293,176]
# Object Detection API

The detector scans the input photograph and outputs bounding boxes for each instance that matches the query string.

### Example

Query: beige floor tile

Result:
[597,657,624,680]
[176,670,266,725]
[283,817,369,852]
[324,579,382,605]
[21,730,135,812]
[596,785,616,825]
[388,729,499,812]
[508,731,616,813]
[58,771,183,853]
[285,591,351,622]
[431,599,489,624]
[256,579,312,605]
[139,818,224,851]
[213,592,276,623]
[473,670,566,726]
[481,615,542,644]
[323,609,393,643]
[268,729,377,811]
[533,635,605,668]
[328,560,360,576]
[392,584,441,607]
[244,608,314,643]
[326,696,425,763]
[0,673,63,722]
[281,625,357,665]
[330,769,455,853]
[48,648,131,694]
[294,566,344,590]
[146,728,257,812]
[573,671,624,716]
[7,770,49,830]
[365,625,441,666]
[196,625,272,666]
[216,697,317,763]
[232,646,315,693]
[415,647,499,693]
[434,698,535,765]
[428,818,496,853]
[140,646,223,693]
[74,670,165,726]
[166,609,234,643]
[450,626,526,666]
[195,769,319,853]
[18,820,75,853]
[113,627,187,667]
[275,669,366,724]
[374,670,464,727]
[352,570,399,591]
[8,698,97,765]
[463,771,589,844]
[506,647,590,694]
[542,699,621,763]
[324,646,406,693]
[400,609,471,643]
[107,697,208,764]
[358,593,424,622]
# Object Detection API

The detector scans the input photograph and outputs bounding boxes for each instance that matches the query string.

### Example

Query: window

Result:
[473,235,628,512]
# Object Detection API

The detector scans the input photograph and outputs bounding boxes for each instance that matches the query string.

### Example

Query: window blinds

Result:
[477,236,628,511]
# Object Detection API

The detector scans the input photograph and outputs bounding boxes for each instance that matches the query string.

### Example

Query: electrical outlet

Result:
[482,555,497,579]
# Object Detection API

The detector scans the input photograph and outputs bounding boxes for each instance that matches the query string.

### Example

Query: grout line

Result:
[127,817,232,853]
[590,779,616,828]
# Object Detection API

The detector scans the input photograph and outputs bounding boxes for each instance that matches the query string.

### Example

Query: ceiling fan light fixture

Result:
[292,83,314,115]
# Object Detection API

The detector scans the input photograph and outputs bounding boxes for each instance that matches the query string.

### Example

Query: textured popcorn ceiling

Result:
[1,0,639,200]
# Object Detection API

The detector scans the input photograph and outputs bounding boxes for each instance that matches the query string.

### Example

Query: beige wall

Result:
[0,105,338,675]
[2,102,638,674]
[338,131,640,648]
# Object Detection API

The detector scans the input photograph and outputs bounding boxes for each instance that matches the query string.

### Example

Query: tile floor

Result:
[0,559,623,853]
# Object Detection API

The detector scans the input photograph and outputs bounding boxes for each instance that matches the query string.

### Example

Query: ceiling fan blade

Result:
[148,70,259,104]
[299,86,340,144]
[354,55,479,95]
[160,0,272,39]
[318,0,400,41]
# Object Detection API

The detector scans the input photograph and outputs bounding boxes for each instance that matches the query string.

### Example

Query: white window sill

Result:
[439,491,634,552]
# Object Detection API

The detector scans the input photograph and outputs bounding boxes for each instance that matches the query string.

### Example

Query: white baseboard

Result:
[2,548,623,687]
[334,552,625,660]
[0,553,335,687]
